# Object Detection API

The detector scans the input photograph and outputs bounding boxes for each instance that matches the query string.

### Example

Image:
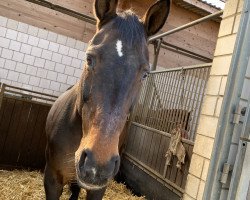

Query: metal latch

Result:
[220,163,233,184]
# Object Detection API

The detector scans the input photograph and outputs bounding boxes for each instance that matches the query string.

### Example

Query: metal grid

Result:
[131,63,211,141]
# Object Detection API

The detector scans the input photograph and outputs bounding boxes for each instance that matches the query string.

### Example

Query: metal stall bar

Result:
[150,63,212,74]
[161,41,213,62]
[148,10,223,43]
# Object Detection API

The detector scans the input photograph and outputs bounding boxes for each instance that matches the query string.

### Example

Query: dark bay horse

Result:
[44,0,170,199]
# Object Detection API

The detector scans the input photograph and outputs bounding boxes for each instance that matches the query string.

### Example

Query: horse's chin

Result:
[77,177,107,190]
[75,170,107,190]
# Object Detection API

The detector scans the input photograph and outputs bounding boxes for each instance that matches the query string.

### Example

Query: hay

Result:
[0,170,145,200]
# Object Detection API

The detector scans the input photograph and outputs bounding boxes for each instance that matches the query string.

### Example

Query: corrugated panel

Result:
[174,0,222,22]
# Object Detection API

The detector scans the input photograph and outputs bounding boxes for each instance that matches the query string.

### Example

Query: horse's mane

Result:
[113,10,146,47]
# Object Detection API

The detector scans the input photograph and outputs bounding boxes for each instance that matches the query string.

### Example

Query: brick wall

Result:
[183,0,244,199]
[0,16,87,96]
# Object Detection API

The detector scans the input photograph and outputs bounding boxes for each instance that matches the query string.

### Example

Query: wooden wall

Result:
[0,0,220,68]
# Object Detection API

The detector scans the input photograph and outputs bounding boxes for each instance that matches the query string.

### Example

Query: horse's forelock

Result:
[113,10,146,47]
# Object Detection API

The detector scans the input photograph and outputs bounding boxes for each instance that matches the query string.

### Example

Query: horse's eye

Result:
[86,54,95,69]
[142,71,149,80]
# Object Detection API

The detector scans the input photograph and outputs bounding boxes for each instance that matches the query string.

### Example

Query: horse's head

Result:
[75,0,170,190]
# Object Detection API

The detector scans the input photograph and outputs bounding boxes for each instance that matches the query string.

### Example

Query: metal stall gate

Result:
[0,83,57,170]
[121,63,211,198]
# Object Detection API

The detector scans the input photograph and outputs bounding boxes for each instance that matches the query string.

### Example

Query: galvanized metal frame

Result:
[203,1,250,199]
[123,152,184,197]
[131,63,211,141]
[0,84,57,106]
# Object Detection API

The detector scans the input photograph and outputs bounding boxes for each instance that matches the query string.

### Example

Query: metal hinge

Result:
[233,105,246,124]
[220,163,233,184]
[240,136,250,143]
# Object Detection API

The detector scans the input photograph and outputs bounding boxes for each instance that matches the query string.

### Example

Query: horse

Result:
[44,0,170,199]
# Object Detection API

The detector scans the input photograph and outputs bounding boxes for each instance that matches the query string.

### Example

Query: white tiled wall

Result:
[0,16,87,96]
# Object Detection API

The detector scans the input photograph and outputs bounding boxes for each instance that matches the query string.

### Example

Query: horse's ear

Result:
[143,0,171,36]
[94,0,118,27]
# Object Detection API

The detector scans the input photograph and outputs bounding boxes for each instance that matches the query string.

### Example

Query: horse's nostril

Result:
[79,150,87,167]
[113,155,120,176]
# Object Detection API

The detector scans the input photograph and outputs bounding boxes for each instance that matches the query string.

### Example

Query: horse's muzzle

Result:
[76,149,120,190]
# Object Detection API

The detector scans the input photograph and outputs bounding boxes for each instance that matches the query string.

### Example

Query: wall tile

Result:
[17,32,29,43]
[6,19,18,30]
[75,40,86,51]
[6,29,18,40]
[68,48,78,58]
[23,54,35,65]
[26,65,37,76]
[29,76,40,86]
[39,78,50,89]
[9,40,21,51]
[57,35,67,45]
[47,31,57,42]
[0,27,7,37]
[72,58,82,68]
[59,45,69,55]
[48,42,59,52]
[74,69,82,78]
[0,57,5,68]
[41,50,53,60]
[44,60,55,71]
[65,66,75,76]
[62,55,72,65]
[52,52,63,63]
[57,73,67,83]
[37,29,48,39]
[60,83,70,92]
[15,63,27,73]
[78,50,86,60]
[0,37,10,48]
[20,43,32,54]
[17,22,29,33]
[55,63,65,73]
[34,57,45,68]
[47,71,58,80]
[189,154,204,178]
[50,81,60,91]
[66,37,76,48]
[27,35,39,46]
[4,60,16,70]
[12,51,24,62]
[0,68,8,79]
[31,46,42,57]
[7,70,19,82]
[67,76,77,85]
[18,73,30,84]
[36,68,47,78]
[0,16,8,27]
[38,39,49,49]
[185,174,200,199]
[1,49,13,59]
[197,115,218,138]
[27,25,39,36]
[193,134,214,159]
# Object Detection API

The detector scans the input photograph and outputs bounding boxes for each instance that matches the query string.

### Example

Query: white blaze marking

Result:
[91,168,97,176]
[116,40,123,57]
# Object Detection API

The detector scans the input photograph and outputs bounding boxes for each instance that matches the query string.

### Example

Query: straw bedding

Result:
[0,170,145,200]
